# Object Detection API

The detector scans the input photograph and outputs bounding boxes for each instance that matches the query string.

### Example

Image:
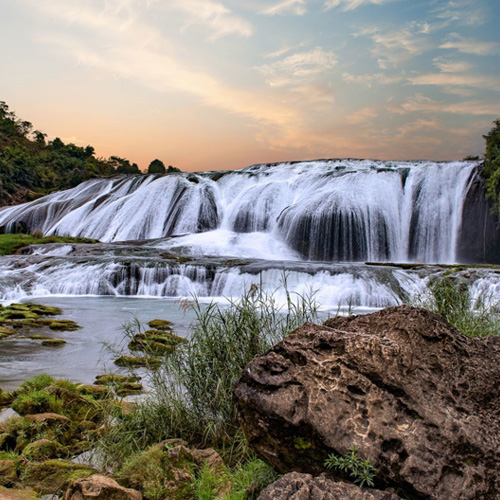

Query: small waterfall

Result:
[0,160,484,264]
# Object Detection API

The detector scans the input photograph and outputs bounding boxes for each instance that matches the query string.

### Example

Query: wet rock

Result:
[63,474,142,500]
[234,306,500,500]
[258,472,402,500]
[41,339,66,347]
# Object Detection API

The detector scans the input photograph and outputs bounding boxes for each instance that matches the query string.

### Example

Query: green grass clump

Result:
[414,277,500,338]
[12,390,61,416]
[20,374,55,393]
[324,446,377,488]
[0,233,98,255]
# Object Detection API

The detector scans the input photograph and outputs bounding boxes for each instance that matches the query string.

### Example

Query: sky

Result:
[1,0,500,172]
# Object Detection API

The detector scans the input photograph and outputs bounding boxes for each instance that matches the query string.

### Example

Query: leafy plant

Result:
[324,446,376,487]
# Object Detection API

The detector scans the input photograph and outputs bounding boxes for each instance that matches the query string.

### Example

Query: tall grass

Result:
[412,276,500,338]
[101,280,319,466]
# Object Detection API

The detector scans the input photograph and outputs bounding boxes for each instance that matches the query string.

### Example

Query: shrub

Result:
[324,446,376,487]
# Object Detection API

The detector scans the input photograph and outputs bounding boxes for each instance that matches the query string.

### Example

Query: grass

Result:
[412,276,500,338]
[0,233,98,255]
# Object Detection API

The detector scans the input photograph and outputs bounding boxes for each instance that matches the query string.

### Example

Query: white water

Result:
[0,160,477,264]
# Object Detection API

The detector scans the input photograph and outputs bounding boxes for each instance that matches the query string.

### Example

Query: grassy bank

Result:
[0,233,98,255]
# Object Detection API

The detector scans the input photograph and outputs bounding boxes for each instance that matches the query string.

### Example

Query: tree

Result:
[166,165,181,173]
[109,156,141,174]
[147,159,166,174]
[483,119,500,213]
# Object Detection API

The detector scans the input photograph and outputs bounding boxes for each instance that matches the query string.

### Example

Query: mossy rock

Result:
[0,486,40,500]
[23,304,62,316]
[0,327,17,336]
[0,459,18,487]
[77,384,110,400]
[22,439,67,461]
[48,320,80,332]
[147,319,174,331]
[0,310,38,321]
[12,390,61,416]
[41,339,66,347]
[115,382,143,398]
[21,459,95,495]
[94,374,141,386]
[114,356,161,368]
[0,390,16,408]
[27,335,51,340]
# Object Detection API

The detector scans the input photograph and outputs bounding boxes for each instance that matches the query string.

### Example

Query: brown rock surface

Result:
[258,472,402,500]
[64,474,142,500]
[234,306,500,500]
[0,486,40,500]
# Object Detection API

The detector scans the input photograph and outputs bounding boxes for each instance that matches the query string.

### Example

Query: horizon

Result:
[2,0,500,172]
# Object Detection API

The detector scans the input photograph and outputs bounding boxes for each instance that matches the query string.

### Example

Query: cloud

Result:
[342,71,404,87]
[167,0,254,40]
[324,0,397,12]
[346,107,377,124]
[410,73,500,92]
[440,34,498,55]
[259,46,338,78]
[431,0,487,27]
[353,25,431,69]
[262,0,307,16]
[432,57,473,73]
[394,94,500,116]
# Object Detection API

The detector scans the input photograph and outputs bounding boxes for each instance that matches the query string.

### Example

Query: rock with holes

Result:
[234,306,500,500]
[258,472,402,500]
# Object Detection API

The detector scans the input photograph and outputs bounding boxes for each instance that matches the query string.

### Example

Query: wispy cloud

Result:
[325,0,398,12]
[431,0,488,27]
[262,0,307,16]
[394,94,500,116]
[410,72,500,92]
[440,33,498,55]
[167,0,254,40]
[259,46,338,79]
[353,24,431,69]
[432,57,473,73]
[342,71,404,87]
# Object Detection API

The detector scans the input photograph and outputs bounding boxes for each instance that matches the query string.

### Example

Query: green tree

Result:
[147,159,166,174]
[166,165,181,173]
[483,119,500,213]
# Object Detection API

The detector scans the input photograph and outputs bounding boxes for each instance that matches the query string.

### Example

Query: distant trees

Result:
[147,159,181,174]
[483,119,500,213]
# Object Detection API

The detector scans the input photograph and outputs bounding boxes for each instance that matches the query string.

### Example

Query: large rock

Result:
[258,472,402,500]
[234,306,500,500]
[64,474,142,500]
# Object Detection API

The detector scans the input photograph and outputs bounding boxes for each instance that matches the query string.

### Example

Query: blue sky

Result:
[1,0,500,170]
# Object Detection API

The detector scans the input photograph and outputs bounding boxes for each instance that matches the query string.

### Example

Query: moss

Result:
[0,327,17,336]
[0,391,16,408]
[27,335,51,340]
[0,459,18,487]
[22,439,67,461]
[94,374,141,386]
[293,436,313,450]
[47,320,80,331]
[21,459,95,495]
[147,319,174,331]
[41,339,66,347]
[20,375,55,393]
[12,391,61,416]
[114,356,161,368]
[0,234,98,256]
[77,384,110,400]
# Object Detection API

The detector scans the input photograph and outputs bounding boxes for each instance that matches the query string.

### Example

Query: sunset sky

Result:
[2,0,500,171]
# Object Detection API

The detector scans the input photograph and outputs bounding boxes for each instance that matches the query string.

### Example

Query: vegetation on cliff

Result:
[0,101,180,206]
[0,233,98,255]
[482,118,500,213]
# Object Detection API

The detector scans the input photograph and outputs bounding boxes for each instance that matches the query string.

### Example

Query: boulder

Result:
[258,472,402,500]
[234,306,500,500]
[64,474,142,500]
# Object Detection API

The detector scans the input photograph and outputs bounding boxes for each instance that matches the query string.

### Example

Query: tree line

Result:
[0,101,180,206]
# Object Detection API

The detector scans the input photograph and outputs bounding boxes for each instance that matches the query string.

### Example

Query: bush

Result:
[482,119,500,213]
[413,276,500,338]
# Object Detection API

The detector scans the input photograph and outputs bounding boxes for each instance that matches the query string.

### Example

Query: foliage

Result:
[482,118,500,214]
[324,446,377,488]
[101,281,318,465]
[415,276,500,338]
[0,101,176,206]
[0,233,98,255]
[148,159,166,174]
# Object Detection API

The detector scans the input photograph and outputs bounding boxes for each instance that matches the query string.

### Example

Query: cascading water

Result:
[0,160,480,264]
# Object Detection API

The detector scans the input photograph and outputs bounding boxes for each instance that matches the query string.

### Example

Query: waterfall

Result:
[0,160,481,264]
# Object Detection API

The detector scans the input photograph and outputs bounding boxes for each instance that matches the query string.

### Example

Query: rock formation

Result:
[234,306,500,499]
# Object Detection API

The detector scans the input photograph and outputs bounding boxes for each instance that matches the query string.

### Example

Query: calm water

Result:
[0,296,197,391]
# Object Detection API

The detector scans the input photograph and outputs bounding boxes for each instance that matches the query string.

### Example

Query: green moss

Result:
[0,234,98,256]
[114,356,161,368]
[147,319,174,331]
[41,339,66,347]
[293,436,312,450]
[0,327,17,336]
[0,486,40,499]
[27,335,51,340]
[20,374,55,393]
[22,439,67,461]
[12,390,61,416]
[21,459,95,495]
[47,320,80,331]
